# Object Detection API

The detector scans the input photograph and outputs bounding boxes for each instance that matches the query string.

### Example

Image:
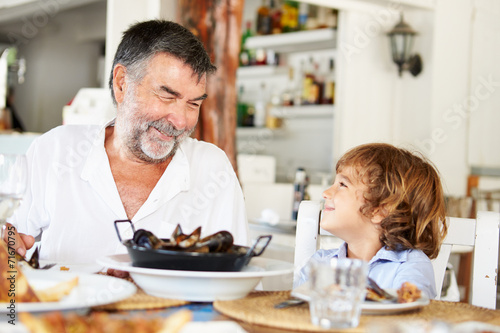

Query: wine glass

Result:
[0,153,28,240]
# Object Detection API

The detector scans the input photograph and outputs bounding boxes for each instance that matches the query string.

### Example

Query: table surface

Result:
[3,282,499,333]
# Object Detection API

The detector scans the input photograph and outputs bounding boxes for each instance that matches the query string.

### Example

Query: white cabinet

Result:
[236,28,337,184]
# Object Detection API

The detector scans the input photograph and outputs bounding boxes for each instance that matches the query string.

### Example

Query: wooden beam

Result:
[177,0,243,172]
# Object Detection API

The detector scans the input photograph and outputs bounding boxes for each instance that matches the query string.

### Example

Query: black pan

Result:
[114,220,272,272]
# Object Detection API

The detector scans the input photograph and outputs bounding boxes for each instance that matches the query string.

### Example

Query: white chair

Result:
[432,211,499,309]
[293,201,500,309]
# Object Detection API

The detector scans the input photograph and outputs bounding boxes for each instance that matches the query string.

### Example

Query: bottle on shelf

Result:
[237,85,249,127]
[308,60,322,105]
[293,60,305,106]
[298,2,308,31]
[302,57,315,105]
[270,0,282,34]
[321,58,335,105]
[292,167,309,221]
[281,66,295,106]
[281,1,299,33]
[239,21,254,67]
[256,0,271,35]
[266,89,283,129]
[254,82,267,128]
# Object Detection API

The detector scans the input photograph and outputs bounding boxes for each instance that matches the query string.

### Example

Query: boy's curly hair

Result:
[336,143,447,259]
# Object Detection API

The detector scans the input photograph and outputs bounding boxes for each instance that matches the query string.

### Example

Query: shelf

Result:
[245,28,336,53]
[236,127,286,138]
[236,65,288,78]
[269,105,334,118]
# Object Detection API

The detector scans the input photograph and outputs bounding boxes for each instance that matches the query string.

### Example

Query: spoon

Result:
[367,277,398,302]
[274,298,306,309]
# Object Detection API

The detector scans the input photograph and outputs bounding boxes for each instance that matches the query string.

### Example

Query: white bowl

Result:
[97,254,293,302]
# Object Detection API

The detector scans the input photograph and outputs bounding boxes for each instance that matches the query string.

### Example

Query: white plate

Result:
[292,283,430,315]
[38,260,104,274]
[97,254,294,302]
[0,270,136,313]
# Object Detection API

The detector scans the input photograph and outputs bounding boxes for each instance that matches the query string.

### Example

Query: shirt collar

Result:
[333,242,409,265]
[368,245,409,265]
[80,119,113,181]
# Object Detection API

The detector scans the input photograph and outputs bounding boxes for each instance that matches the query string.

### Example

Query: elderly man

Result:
[6,20,249,265]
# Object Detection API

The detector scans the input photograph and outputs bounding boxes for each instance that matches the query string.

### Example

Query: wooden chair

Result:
[293,201,500,309]
[432,211,499,309]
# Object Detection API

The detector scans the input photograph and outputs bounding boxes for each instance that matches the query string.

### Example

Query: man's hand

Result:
[2,223,35,257]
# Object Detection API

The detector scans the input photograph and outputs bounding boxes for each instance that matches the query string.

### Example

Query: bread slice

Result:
[0,242,40,302]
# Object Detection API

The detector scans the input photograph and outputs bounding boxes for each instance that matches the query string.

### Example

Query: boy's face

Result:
[320,166,375,241]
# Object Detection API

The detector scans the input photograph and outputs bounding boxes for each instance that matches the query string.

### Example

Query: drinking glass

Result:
[308,258,368,329]
[0,153,28,240]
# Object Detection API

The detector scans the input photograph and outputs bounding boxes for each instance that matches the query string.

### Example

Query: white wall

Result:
[467,0,500,168]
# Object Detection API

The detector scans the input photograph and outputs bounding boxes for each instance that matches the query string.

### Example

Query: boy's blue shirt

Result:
[294,242,437,299]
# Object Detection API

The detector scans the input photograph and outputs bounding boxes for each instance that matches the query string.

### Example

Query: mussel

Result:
[132,225,234,254]
[132,229,163,249]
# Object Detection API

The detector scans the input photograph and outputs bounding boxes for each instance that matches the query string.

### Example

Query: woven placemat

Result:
[214,291,500,332]
[92,274,189,311]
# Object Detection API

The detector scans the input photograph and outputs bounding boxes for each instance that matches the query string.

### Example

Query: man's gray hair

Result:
[108,20,217,105]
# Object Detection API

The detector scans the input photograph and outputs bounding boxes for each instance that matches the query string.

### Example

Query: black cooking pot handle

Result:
[114,219,135,242]
[246,235,272,260]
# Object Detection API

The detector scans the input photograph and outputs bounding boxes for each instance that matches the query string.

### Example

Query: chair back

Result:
[432,211,499,309]
[293,201,321,285]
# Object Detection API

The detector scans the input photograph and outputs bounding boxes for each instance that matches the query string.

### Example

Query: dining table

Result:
[8,282,499,333]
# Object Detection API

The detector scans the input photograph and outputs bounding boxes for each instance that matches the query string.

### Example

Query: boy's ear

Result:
[371,206,388,224]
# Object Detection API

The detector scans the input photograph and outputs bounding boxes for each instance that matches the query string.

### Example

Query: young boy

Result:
[295,143,448,298]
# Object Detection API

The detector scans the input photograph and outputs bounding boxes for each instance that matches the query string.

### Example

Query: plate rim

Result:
[97,254,294,279]
[0,270,137,313]
[292,286,430,314]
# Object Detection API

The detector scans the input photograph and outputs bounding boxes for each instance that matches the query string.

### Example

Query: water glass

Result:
[307,258,368,329]
[0,153,28,238]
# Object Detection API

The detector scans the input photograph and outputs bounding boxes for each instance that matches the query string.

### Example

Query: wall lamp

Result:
[387,13,422,77]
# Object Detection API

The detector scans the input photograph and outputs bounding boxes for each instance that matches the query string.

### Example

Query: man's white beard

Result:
[116,84,194,163]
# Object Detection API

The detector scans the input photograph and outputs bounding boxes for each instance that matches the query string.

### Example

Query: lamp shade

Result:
[388,14,417,76]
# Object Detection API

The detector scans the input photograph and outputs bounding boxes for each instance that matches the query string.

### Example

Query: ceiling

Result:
[0,0,105,43]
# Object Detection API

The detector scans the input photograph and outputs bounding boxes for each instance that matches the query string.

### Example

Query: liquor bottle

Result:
[281,66,295,106]
[266,89,283,129]
[302,57,315,104]
[308,60,321,105]
[256,0,271,35]
[293,60,305,106]
[292,167,308,221]
[281,1,299,33]
[298,2,308,31]
[254,82,267,128]
[239,21,254,67]
[270,0,282,34]
[236,85,248,127]
[321,58,335,104]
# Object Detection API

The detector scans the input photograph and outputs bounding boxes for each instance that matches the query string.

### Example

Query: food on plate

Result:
[60,266,70,271]
[20,309,193,333]
[133,224,235,253]
[0,242,40,302]
[365,287,387,302]
[35,276,79,302]
[365,280,422,303]
[0,242,78,303]
[397,281,422,303]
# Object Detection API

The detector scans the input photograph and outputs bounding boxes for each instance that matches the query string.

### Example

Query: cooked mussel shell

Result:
[132,225,234,254]
[133,229,163,249]
[194,231,233,253]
